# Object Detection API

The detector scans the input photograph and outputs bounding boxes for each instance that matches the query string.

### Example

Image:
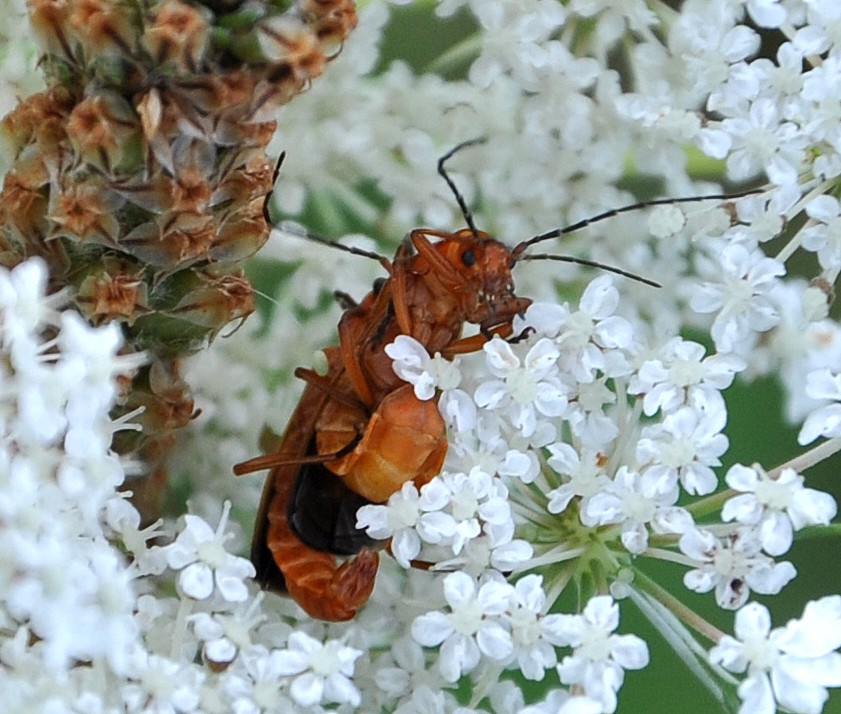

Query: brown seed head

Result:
[211,157,274,207]
[68,0,136,57]
[257,16,326,81]
[120,212,217,267]
[144,358,197,432]
[170,270,255,329]
[77,259,148,325]
[66,92,139,173]
[49,182,122,245]
[27,0,73,60]
[142,0,211,72]
[0,173,48,240]
[171,167,213,215]
[161,214,217,266]
[90,275,143,322]
[300,0,358,53]
[210,198,269,263]
[1,89,73,167]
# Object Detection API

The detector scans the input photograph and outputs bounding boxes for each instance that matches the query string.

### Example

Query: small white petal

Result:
[179,562,214,600]
[443,571,477,607]
[476,622,514,659]
[737,671,775,714]
[289,672,324,706]
[412,612,453,647]
[611,634,650,670]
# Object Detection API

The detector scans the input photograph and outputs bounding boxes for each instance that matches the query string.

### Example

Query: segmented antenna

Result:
[278,221,391,270]
[262,151,286,226]
[438,138,486,238]
[512,188,764,256]
[518,253,661,288]
[261,152,391,269]
[264,146,761,291]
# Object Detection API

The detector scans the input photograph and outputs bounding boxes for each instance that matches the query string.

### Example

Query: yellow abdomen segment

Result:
[319,384,447,503]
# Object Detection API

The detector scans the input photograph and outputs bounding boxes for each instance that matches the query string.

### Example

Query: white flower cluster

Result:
[0,259,140,680]
[411,579,646,712]
[186,0,841,711]
[0,261,365,711]
[370,272,835,668]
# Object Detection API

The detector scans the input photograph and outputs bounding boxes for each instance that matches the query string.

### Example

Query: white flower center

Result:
[727,278,755,311]
[561,312,595,347]
[577,380,613,411]
[142,667,175,699]
[224,616,254,649]
[389,498,421,529]
[509,608,540,645]
[452,490,479,520]
[506,368,538,404]
[741,636,780,671]
[452,599,485,636]
[660,438,696,468]
[570,472,603,498]
[198,540,228,569]
[622,491,656,523]
[754,478,792,510]
[577,625,612,662]
[311,641,342,676]
[668,359,704,387]
[430,354,461,390]
[253,680,284,709]
[743,128,778,163]
[713,545,748,576]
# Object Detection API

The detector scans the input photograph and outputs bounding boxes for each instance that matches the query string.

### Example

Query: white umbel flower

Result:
[545,596,649,714]
[412,572,514,682]
[272,631,363,707]
[710,597,841,714]
[722,464,837,556]
[163,502,255,602]
[691,242,785,354]
[680,527,796,609]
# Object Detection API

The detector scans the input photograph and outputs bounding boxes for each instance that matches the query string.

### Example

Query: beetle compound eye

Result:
[462,249,476,267]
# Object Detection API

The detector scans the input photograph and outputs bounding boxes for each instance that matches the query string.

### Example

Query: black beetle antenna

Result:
[438,138,486,238]
[262,152,286,226]
[276,221,391,270]
[261,153,390,269]
[512,188,764,256]
[517,253,660,288]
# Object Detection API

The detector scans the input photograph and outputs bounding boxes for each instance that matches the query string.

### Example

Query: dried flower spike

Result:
[0,0,357,514]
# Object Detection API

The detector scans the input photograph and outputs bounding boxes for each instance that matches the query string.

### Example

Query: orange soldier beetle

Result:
[235,140,751,620]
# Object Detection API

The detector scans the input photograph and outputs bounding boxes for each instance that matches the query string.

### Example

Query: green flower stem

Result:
[769,435,841,477]
[633,568,726,644]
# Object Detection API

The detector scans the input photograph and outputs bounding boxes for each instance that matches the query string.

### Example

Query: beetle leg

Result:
[508,325,535,343]
[293,367,368,413]
[439,322,516,358]
[391,256,413,336]
[333,290,357,309]
[338,315,376,407]
[233,436,362,475]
